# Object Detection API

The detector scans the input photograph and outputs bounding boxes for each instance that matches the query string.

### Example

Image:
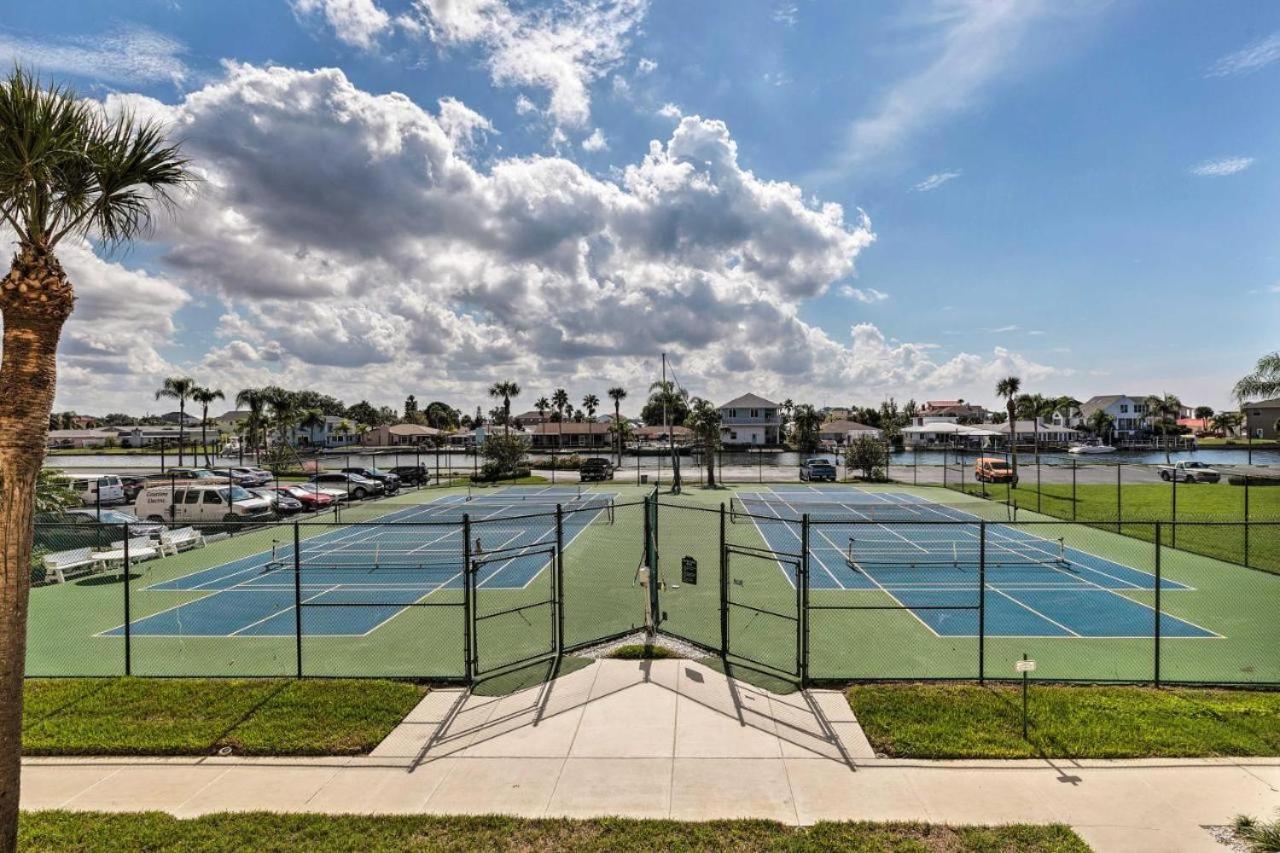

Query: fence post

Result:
[293,520,303,678]
[1036,455,1042,515]
[463,514,473,682]
[555,505,565,655]
[123,524,132,676]
[1171,470,1177,549]
[1115,463,1122,534]
[913,446,918,486]
[719,503,728,656]
[978,520,985,683]
[1071,459,1077,522]
[1244,476,1250,568]
[1154,522,1161,687]
[800,514,810,684]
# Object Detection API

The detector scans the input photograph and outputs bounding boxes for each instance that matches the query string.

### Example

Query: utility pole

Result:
[663,353,682,494]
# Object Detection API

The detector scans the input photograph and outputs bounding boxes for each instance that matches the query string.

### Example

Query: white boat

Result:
[219,438,242,457]
[1067,441,1116,455]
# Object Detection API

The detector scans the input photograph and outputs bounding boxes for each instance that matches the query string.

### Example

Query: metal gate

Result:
[724,542,806,680]
[468,543,559,679]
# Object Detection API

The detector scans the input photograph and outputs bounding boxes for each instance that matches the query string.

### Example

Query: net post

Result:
[978,520,985,684]
[123,523,132,676]
[1154,521,1161,687]
[293,519,303,678]
[719,503,728,656]
[555,505,565,656]
[800,514,810,685]
[463,513,473,682]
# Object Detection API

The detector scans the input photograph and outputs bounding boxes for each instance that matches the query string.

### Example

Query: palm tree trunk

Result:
[613,402,622,466]
[201,409,209,467]
[178,400,186,466]
[1007,403,1018,488]
[0,248,74,852]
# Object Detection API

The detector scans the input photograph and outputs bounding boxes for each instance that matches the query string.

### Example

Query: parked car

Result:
[228,467,273,487]
[34,509,165,551]
[54,473,126,506]
[579,458,614,482]
[388,464,429,486]
[339,467,400,493]
[293,482,348,504]
[1158,461,1220,483]
[799,458,837,483]
[974,457,1018,484]
[312,472,384,500]
[134,483,274,524]
[276,484,334,511]
[249,486,302,515]
[148,468,226,483]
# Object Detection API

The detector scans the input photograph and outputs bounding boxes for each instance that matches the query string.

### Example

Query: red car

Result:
[276,484,333,510]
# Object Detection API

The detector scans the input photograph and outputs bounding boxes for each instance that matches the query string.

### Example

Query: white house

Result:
[295,415,360,448]
[818,419,881,445]
[1078,395,1153,437]
[718,393,781,446]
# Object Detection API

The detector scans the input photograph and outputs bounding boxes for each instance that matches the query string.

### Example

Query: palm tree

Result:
[1233,352,1280,403]
[190,385,225,466]
[0,67,191,849]
[263,386,299,447]
[684,397,722,487]
[1144,393,1182,463]
[534,396,550,422]
[488,381,520,437]
[995,377,1022,485]
[155,377,198,465]
[582,393,600,449]
[1210,411,1240,438]
[791,404,824,454]
[551,388,570,450]
[1087,409,1115,443]
[780,398,795,444]
[234,388,268,461]
[607,386,627,465]
[298,408,326,447]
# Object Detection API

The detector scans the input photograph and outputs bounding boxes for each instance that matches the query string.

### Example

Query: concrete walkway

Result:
[22,659,1280,852]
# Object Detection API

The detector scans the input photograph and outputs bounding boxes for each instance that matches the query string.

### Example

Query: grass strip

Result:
[22,678,424,755]
[848,682,1280,758]
[19,812,1090,852]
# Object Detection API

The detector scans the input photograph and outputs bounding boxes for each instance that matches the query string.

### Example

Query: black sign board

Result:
[681,556,697,585]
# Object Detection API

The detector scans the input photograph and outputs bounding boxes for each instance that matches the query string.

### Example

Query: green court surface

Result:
[25,483,1280,686]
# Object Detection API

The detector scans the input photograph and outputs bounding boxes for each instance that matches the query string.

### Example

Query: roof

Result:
[981,420,1079,433]
[385,424,441,436]
[47,429,116,439]
[902,423,1003,436]
[719,393,779,410]
[923,400,965,409]
[819,420,878,433]
[1243,398,1280,408]
[527,422,610,435]
[634,424,693,437]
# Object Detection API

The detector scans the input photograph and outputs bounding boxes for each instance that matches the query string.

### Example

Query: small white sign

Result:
[1015,659,1037,673]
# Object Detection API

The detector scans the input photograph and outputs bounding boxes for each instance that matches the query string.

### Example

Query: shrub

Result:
[845,435,889,481]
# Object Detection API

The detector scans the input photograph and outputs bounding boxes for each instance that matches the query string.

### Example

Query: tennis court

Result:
[105,487,617,638]
[732,487,1217,639]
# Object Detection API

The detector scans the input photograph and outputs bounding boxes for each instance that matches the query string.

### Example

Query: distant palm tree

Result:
[1087,409,1115,443]
[685,397,722,487]
[1210,411,1240,438]
[333,420,352,445]
[1234,352,1280,403]
[607,386,628,464]
[298,408,326,447]
[780,398,795,444]
[235,388,268,461]
[190,386,225,466]
[261,386,300,447]
[995,377,1022,485]
[790,404,823,454]
[582,393,600,449]
[552,388,569,450]
[488,381,521,437]
[1144,393,1182,463]
[155,377,198,465]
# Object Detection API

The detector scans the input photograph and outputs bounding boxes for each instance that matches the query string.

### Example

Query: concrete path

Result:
[22,659,1280,852]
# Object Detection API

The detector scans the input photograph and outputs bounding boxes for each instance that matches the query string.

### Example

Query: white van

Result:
[57,474,126,507]
[134,483,275,524]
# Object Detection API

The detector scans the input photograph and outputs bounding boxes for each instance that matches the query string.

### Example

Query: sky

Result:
[2,0,1277,417]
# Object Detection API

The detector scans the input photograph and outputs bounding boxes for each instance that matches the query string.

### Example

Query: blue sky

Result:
[2,0,1277,415]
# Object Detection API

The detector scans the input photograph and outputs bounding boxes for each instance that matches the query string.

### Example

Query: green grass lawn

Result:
[848,682,1280,758]
[19,812,1090,853]
[22,678,424,755]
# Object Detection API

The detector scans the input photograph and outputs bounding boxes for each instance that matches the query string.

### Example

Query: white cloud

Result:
[657,102,683,119]
[1190,156,1254,176]
[58,63,1063,412]
[0,25,186,86]
[987,324,1020,333]
[911,170,961,192]
[1206,31,1280,78]
[774,3,799,26]
[840,286,889,303]
[291,0,393,50]
[416,0,649,127]
[636,57,657,74]
[581,128,608,151]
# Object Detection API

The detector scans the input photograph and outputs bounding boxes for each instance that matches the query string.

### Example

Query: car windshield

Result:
[226,486,253,501]
[85,510,139,524]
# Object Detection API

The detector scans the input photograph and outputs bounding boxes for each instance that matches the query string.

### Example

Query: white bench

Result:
[97,537,161,569]
[41,548,101,584]
[160,526,204,554]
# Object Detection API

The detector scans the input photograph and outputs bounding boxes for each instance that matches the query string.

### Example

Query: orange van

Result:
[974,457,1017,484]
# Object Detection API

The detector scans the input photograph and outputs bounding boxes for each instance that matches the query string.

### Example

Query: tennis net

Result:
[462,495,615,522]
[845,535,1070,570]
[730,496,975,524]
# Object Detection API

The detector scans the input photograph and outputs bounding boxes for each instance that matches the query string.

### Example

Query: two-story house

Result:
[295,415,361,448]
[718,393,781,446]
[1078,395,1152,437]
[1243,399,1280,440]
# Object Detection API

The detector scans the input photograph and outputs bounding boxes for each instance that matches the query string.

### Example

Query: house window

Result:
[1119,405,1128,413]
[750,409,759,418]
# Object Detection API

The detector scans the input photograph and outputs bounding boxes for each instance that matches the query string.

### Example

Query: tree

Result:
[790,404,823,454]
[298,408,326,446]
[1016,393,1056,458]
[34,468,78,514]
[190,385,224,466]
[1233,352,1280,403]
[551,388,569,450]
[582,393,599,447]
[684,398,722,486]
[642,380,688,427]
[844,435,889,482]
[995,377,1022,485]
[607,386,627,465]
[1210,411,1240,438]
[155,377,197,465]
[1087,409,1115,443]
[345,400,385,427]
[479,433,529,482]
[0,67,191,850]
[403,394,418,421]
[488,381,520,437]
[262,386,299,447]
[234,388,268,461]
[424,401,458,431]
[1144,393,1182,463]
[780,398,795,443]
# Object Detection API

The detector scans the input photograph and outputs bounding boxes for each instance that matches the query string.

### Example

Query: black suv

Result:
[388,464,429,486]
[339,467,401,493]
[579,458,614,482]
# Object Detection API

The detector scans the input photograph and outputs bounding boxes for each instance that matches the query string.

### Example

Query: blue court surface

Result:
[735,487,1217,639]
[107,487,615,638]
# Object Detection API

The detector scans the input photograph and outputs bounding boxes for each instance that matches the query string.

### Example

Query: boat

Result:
[1067,441,1116,455]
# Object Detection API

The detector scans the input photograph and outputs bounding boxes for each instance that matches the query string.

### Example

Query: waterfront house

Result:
[718,393,781,446]
[1078,395,1152,437]
[818,420,882,445]
[526,422,611,449]
[1243,399,1280,440]
[360,423,442,447]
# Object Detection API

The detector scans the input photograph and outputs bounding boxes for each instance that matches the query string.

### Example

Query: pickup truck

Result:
[1158,461,1220,483]
[800,458,837,482]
